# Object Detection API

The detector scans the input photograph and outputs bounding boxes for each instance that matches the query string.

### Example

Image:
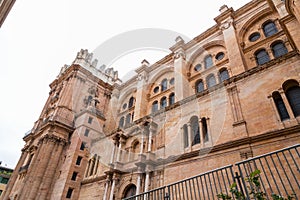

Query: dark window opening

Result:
[286,86,300,117]
[123,184,137,198]
[215,52,225,61]
[201,118,209,142]
[263,21,278,37]
[249,32,261,42]
[88,117,93,124]
[255,49,270,65]
[119,117,125,128]
[161,79,168,91]
[122,103,127,110]
[169,78,175,85]
[196,80,204,93]
[76,156,83,165]
[206,74,217,88]
[191,116,200,145]
[160,97,167,109]
[204,55,213,69]
[80,142,86,151]
[272,92,290,121]
[152,101,158,113]
[169,93,175,105]
[84,129,90,137]
[125,113,131,126]
[66,188,73,199]
[194,64,202,72]
[128,97,135,108]
[71,172,78,181]
[219,68,229,82]
[272,41,288,58]
[153,86,159,93]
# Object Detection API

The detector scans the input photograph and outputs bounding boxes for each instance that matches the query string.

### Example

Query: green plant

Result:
[217,169,295,200]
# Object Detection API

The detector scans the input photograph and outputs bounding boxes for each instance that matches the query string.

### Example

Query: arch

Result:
[183,124,189,148]
[195,79,204,93]
[147,67,174,91]
[262,20,278,37]
[119,116,125,128]
[204,55,213,69]
[254,49,270,65]
[219,68,230,82]
[169,93,175,105]
[271,40,288,58]
[160,96,167,109]
[161,79,168,92]
[122,184,137,198]
[187,40,225,72]
[272,91,290,121]
[152,101,158,113]
[118,87,136,110]
[239,8,273,41]
[283,80,300,117]
[190,116,200,145]
[131,140,140,154]
[128,96,135,108]
[206,74,217,88]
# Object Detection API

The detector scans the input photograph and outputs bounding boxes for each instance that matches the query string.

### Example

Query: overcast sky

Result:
[0,0,250,168]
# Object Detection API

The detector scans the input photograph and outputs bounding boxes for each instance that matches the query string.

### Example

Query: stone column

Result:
[140,133,144,154]
[109,173,118,200]
[28,135,56,200]
[147,130,152,152]
[199,119,204,146]
[188,123,192,150]
[116,135,126,162]
[103,177,111,200]
[85,160,91,177]
[88,157,95,176]
[93,156,99,176]
[2,148,28,199]
[37,138,66,199]
[136,173,142,195]
[144,171,150,193]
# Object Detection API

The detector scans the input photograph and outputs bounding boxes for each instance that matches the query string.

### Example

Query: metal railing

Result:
[123,144,300,200]
[124,165,236,200]
[236,144,300,200]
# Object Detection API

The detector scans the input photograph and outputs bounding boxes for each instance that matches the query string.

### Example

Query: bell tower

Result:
[3,49,120,200]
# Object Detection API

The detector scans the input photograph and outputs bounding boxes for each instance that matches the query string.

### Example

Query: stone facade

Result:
[3,0,300,199]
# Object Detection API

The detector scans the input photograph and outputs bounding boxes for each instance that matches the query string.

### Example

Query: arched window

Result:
[128,97,135,108]
[132,141,140,154]
[160,96,167,109]
[169,93,175,105]
[263,21,278,37]
[206,74,217,88]
[119,116,125,128]
[272,92,290,121]
[123,184,137,198]
[195,80,204,93]
[190,116,200,145]
[219,68,229,82]
[271,41,288,58]
[204,55,213,69]
[283,80,300,117]
[255,49,270,65]
[152,101,158,113]
[201,118,209,142]
[161,79,168,91]
[125,113,131,126]
[183,124,189,148]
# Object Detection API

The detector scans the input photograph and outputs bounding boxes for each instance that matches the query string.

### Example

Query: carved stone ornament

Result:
[220,19,233,31]
[173,50,186,60]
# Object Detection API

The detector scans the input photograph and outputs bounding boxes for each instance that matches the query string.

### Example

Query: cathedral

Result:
[3,0,300,199]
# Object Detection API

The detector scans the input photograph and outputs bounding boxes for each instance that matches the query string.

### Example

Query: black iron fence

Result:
[123,144,300,200]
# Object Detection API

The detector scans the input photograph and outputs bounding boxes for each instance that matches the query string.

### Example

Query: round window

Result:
[170,78,175,85]
[249,32,261,42]
[122,103,127,110]
[194,64,202,72]
[215,52,225,61]
[153,86,159,93]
